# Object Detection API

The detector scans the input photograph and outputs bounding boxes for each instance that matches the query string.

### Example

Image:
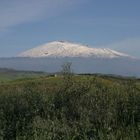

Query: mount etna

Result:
[0,41,140,77]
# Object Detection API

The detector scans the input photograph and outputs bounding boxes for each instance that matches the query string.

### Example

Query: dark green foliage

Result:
[0,75,139,139]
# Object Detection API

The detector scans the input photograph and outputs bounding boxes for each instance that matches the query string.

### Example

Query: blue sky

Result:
[0,0,140,57]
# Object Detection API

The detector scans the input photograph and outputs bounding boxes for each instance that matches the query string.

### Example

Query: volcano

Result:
[18,41,131,59]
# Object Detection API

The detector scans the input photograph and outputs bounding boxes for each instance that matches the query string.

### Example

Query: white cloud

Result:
[0,0,83,31]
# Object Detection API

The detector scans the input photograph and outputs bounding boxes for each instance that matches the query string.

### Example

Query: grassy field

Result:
[0,68,47,82]
[0,70,139,140]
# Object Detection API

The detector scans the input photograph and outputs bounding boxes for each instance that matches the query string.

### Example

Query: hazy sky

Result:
[0,0,140,58]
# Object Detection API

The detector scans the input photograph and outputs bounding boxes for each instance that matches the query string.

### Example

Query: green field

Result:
[0,69,139,140]
[0,68,47,82]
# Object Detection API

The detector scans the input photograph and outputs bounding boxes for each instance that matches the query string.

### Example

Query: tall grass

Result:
[0,75,139,139]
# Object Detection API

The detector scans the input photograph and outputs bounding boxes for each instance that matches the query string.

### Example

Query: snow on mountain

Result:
[18,41,131,58]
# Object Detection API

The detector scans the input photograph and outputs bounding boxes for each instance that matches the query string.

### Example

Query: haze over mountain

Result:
[18,41,131,59]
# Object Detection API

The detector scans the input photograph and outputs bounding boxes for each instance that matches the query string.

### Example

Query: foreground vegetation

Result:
[0,70,139,139]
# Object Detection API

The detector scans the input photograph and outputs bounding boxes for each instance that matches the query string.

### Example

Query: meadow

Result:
[0,68,139,140]
[0,68,47,82]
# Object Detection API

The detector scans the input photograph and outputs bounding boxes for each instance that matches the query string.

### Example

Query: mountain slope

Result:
[18,41,131,58]
[1,41,139,77]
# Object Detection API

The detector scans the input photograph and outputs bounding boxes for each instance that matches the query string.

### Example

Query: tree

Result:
[61,62,73,87]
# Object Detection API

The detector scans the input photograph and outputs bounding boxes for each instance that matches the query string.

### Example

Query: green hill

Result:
[0,68,47,82]
[0,74,139,140]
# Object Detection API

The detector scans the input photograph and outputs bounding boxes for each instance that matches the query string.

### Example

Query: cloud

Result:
[105,38,140,58]
[0,0,83,31]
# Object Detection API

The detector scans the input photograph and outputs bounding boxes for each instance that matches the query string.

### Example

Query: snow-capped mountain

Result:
[18,41,131,58]
[1,41,139,77]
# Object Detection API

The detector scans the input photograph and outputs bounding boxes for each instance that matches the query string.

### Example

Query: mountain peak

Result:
[18,41,132,58]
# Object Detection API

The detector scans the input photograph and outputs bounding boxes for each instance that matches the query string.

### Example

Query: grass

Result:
[0,72,139,140]
[0,68,47,82]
